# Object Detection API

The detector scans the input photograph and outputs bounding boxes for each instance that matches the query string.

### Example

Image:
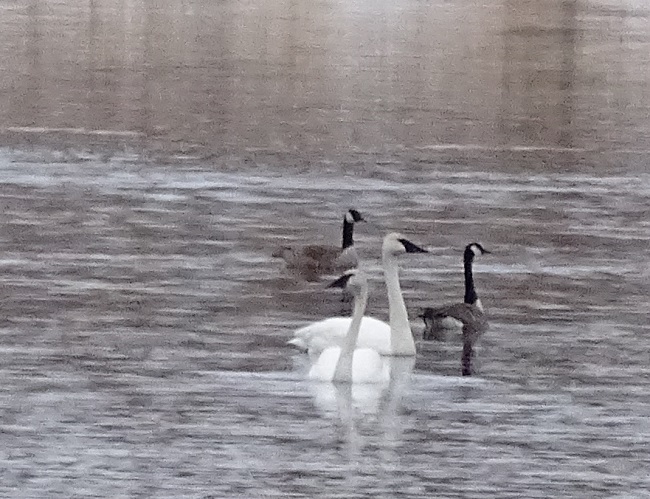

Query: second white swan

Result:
[308,269,389,383]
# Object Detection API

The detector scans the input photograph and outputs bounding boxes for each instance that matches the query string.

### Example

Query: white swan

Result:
[308,269,389,383]
[290,232,427,356]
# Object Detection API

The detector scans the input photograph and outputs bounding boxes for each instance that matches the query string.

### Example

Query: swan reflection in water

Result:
[307,356,416,419]
[305,355,416,482]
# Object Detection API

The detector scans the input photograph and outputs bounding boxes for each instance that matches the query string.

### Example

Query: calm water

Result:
[0,0,649,497]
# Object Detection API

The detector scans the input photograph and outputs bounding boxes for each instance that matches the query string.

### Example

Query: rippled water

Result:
[1,0,649,497]
[1,150,648,497]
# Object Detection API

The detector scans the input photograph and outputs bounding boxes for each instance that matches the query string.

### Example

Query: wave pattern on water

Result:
[0,148,649,497]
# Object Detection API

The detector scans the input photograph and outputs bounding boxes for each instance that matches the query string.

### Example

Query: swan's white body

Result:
[308,270,389,384]
[290,317,391,355]
[308,345,389,383]
[291,233,426,356]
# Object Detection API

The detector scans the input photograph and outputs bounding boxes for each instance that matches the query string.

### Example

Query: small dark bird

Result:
[273,209,365,281]
[421,242,490,340]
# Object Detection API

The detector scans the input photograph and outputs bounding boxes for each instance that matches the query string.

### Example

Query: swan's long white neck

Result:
[332,284,368,382]
[383,251,416,356]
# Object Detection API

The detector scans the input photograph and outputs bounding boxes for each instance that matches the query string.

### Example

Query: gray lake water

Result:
[0,0,649,497]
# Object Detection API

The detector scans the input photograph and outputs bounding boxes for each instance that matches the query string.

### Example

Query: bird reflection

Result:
[308,356,415,422]
[306,356,415,477]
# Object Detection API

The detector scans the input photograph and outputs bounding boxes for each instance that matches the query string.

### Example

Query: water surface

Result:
[0,0,649,497]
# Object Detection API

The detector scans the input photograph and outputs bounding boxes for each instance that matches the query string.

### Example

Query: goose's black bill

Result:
[399,238,428,254]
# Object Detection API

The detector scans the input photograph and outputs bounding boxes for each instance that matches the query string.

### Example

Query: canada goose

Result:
[421,242,489,341]
[421,304,488,376]
[308,269,390,384]
[273,209,365,281]
[289,232,428,356]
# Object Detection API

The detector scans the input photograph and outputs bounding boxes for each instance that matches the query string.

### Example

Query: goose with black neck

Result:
[421,242,490,341]
[273,209,365,281]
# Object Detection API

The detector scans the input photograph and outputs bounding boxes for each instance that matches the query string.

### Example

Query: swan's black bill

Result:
[399,238,428,254]
[328,273,354,289]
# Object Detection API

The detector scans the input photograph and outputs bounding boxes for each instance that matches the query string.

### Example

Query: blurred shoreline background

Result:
[0,0,648,172]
